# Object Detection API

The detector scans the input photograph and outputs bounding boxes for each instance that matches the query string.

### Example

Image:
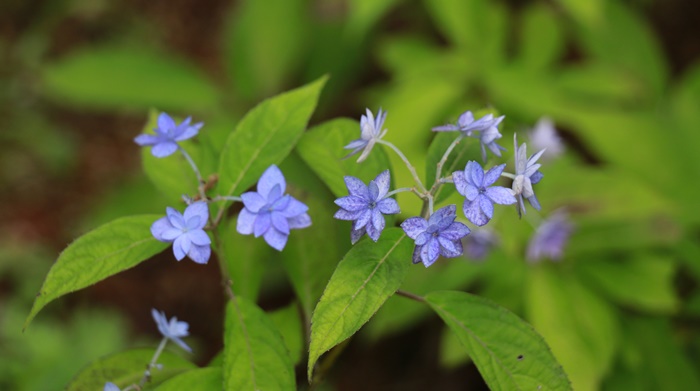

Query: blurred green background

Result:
[1,0,699,390]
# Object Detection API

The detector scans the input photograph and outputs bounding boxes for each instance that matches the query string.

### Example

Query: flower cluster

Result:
[135,112,203,158]
[401,205,470,267]
[151,202,211,264]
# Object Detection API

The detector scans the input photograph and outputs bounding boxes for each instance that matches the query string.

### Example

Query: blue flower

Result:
[432,110,505,161]
[529,117,564,161]
[453,161,516,226]
[463,228,498,260]
[334,170,400,244]
[400,205,471,267]
[151,202,211,264]
[237,165,311,250]
[526,212,573,262]
[134,112,203,158]
[104,382,120,391]
[512,134,545,217]
[344,108,388,162]
[151,308,192,353]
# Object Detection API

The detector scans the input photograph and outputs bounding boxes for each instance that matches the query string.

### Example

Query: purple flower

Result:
[334,170,400,244]
[151,202,211,264]
[527,212,573,262]
[529,117,564,160]
[236,165,311,251]
[453,161,516,226]
[344,108,388,163]
[104,383,120,391]
[463,229,498,260]
[134,112,203,158]
[432,111,506,161]
[401,205,471,267]
[512,134,545,217]
[151,308,192,353]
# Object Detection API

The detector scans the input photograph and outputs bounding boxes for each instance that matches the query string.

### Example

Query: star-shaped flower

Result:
[529,117,564,161]
[334,170,400,244]
[432,110,506,161]
[236,165,311,251]
[463,228,498,260]
[400,205,471,267]
[512,134,545,217]
[151,308,192,353]
[151,202,211,264]
[526,212,573,262]
[453,161,516,226]
[134,112,203,158]
[103,383,120,391]
[343,108,388,163]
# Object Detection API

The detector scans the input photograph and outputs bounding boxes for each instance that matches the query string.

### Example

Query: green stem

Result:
[178,146,207,201]
[377,139,427,194]
[395,289,425,303]
[434,135,464,187]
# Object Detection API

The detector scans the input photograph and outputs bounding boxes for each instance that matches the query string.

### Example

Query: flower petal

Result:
[421,238,440,267]
[241,192,267,213]
[371,209,385,233]
[267,184,283,204]
[151,216,174,242]
[373,170,391,199]
[467,161,484,186]
[457,111,475,127]
[367,180,380,201]
[170,336,193,353]
[161,228,182,241]
[463,198,489,227]
[344,176,370,199]
[187,243,211,265]
[452,170,468,196]
[429,205,457,230]
[415,232,430,246]
[157,113,176,132]
[134,134,160,146]
[527,194,541,211]
[365,221,381,241]
[485,186,516,205]
[401,217,428,239]
[151,141,178,158]
[271,211,290,235]
[184,202,209,227]
[174,122,202,141]
[263,228,288,251]
[288,213,311,229]
[334,209,361,221]
[531,171,544,185]
[187,229,211,246]
[257,165,286,198]
[479,196,494,219]
[172,236,187,261]
[236,208,256,235]
[483,164,506,186]
[354,209,371,230]
[351,227,366,244]
[440,222,471,241]
[377,198,400,214]
[412,245,423,264]
[438,236,460,256]
[334,196,368,212]
[254,213,271,237]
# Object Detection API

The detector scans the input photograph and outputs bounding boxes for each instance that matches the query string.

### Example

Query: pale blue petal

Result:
[151,217,174,241]
[161,228,182,241]
[452,170,468,195]
[344,176,369,198]
[440,222,471,241]
[236,208,256,235]
[157,113,176,132]
[104,382,121,391]
[371,209,385,233]
[187,243,210,265]
[485,186,516,205]
[368,181,379,200]
[176,234,192,255]
[432,124,460,132]
[264,228,288,251]
[415,232,430,246]
[134,134,160,146]
[271,211,290,235]
[172,236,187,261]
[241,192,267,213]
[335,196,368,212]
[187,229,211,246]
[174,123,202,141]
[374,170,391,199]
[170,336,193,353]
[287,213,311,229]
[257,165,286,197]
[351,227,366,244]
[151,141,178,158]
[463,184,480,202]
[267,184,283,204]
[334,209,362,221]
[377,198,399,214]
[457,111,475,127]
[429,205,456,229]
[483,164,506,187]
[254,213,271,237]
[412,245,423,264]
[468,161,484,185]
[366,221,381,241]
[464,199,488,226]
[438,236,460,256]
[531,171,544,184]
[401,217,428,239]
[354,209,371,230]
[479,195,494,220]
[271,194,291,211]
[421,238,440,267]
[527,194,541,211]
[281,197,307,217]
[185,216,201,230]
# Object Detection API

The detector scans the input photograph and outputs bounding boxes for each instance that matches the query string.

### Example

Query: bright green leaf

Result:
[26,215,168,328]
[347,0,403,38]
[67,348,195,391]
[554,0,603,26]
[426,290,571,391]
[41,45,219,112]
[518,4,564,71]
[296,118,393,198]
[269,303,304,365]
[308,228,413,381]
[154,367,222,391]
[215,76,327,220]
[223,297,295,391]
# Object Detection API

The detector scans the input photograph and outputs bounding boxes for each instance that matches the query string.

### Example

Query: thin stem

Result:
[428,195,434,216]
[178,146,207,201]
[395,289,425,303]
[500,172,516,179]
[211,195,243,203]
[377,139,427,193]
[385,187,416,198]
[138,337,168,388]
[434,135,464,186]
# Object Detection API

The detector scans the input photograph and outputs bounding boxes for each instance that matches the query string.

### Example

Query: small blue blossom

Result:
[344,108,388,163]
[432,110,506,161]
[151,202,211,264]
[151,308,192,353]
[512,134,545,217]
[529,117,564,161]
[104,382,120,391]
[135,112,203,158]
[401,205,471,267]
[334,170,400,244]
[527,212,573,262]
[237,165,311,251]
[453,161,516,226]
[463,228,498,260]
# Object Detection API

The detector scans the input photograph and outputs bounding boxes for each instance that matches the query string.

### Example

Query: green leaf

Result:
[154,367,223,391]
[41,45,219,112]
[517,4,564,71]
[224,0,310,100]
[219,217,274,301]
[223,297,295,391]
[439,323,471,369]
[67,348,196,391]
[307,228,413,380]
[423,0,487,51]
[576,255,679,313]
[215,76,327,218]
[526,265,618,391]
[297,118,394,198]
[426,290,571,391]
[269,303,304,365]
[346,0,403,38]
[553,0,603,26]
[26,215,168,328]
[425,132,481,204]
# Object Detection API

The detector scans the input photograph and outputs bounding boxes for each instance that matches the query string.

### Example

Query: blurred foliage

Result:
[1,0,699,389]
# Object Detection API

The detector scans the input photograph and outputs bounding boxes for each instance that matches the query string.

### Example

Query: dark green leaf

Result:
[154,367,222,391]
[269,303,304,365]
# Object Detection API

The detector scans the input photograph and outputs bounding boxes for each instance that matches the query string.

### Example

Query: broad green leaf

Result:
[347,0,403,38]
[224,0,310,100]
[423,0,487,51]
[215,76,327,220]
[553,0,603,26]
[576,255,679,313]
[154,367,222,391]
[518,4,564,71]
[223,297,295,391]
[26,215,168,328]
[526,265,618,391]
[426,291,571,391]
[308,228,413,380]
[41,45,219,112]
[296,118,393,198]
[219,217,274,301]
[439,323,471,369]
[269,303,304,365]
[67,348,195,391]
[566,220,679,257]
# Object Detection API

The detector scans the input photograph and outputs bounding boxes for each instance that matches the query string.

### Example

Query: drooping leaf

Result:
[67,348,196,391]
[215,76,327,220]
[296,118,393,198]
[223,297,295,391]
[426,290,571,391]
[526,265,618,391]
[41,45,219,112]
[553,0,603,26]
[308,228,413,380]
[154,367,222,391]
[517,4,564,71]
[26,215,168,328]
[269,303,304,365]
